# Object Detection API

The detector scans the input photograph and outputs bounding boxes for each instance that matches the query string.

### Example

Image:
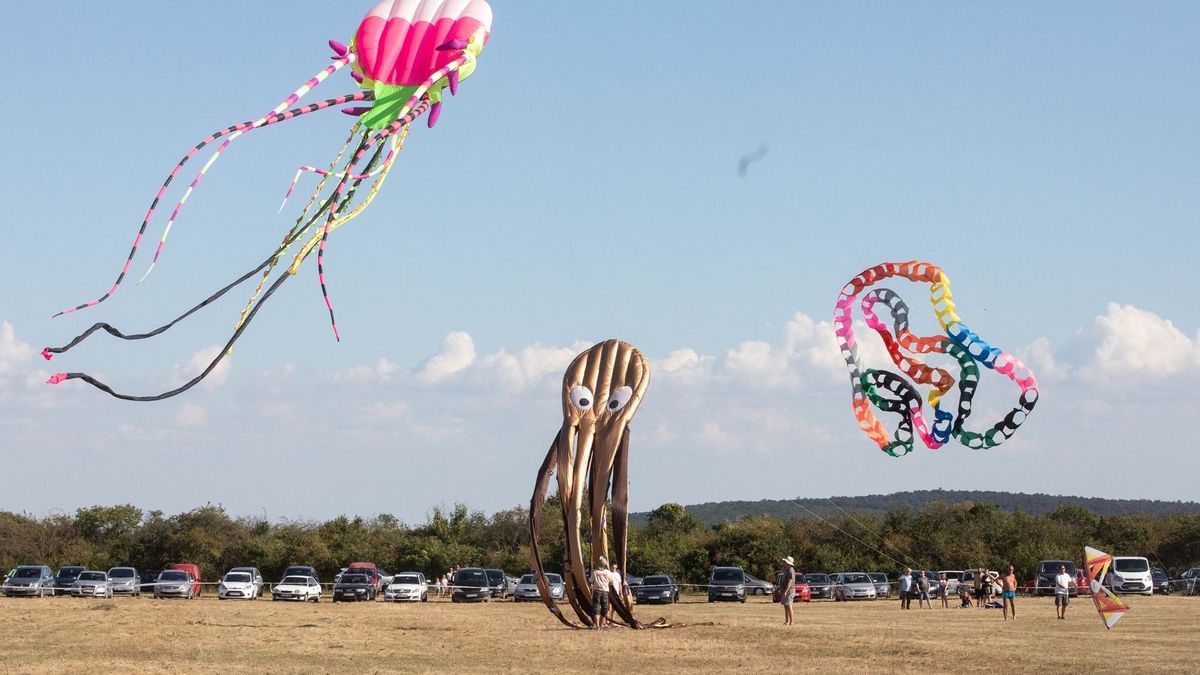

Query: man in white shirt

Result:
[589,557,612,629]
[898,568,913,610]
[608,562,623,623]
[1054,565,1072,619]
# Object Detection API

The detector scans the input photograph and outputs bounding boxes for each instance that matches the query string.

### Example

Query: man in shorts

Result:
[1000,565,1019,621]
[589,557,612,629]
[780,556,796,625]
[1054,564,1072,619]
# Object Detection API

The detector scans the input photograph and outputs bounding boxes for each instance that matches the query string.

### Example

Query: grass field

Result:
[1,593,1197,673]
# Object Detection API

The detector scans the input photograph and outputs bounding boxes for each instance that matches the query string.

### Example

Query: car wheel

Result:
[422,593,428,602]
[313,596,320,603]
[740,597,746,604]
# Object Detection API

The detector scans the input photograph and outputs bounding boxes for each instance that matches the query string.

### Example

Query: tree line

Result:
[2,499,1197,584]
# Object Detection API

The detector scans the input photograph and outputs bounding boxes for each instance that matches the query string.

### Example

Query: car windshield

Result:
[546,574,563,585]
[843,573,870,584]
[711,569,743,582]
[224,573,251,583]
[79,572,105,581]
[455,570,488,585]
[868,573,887,583]
[519,575,536,584]
[59,567,86,576]
[942,571,963,580]
[1114,559,1148,573]
[110,569,135,578]
[395,575,421,585]
[1039,562,1075,574]
[342,575,369,584]
[285,568,312,576]
[282,576,308,585]
[807,574,830,583]
[160,571,187,581]
[15,568,42,579]
[644,576,671,585]
[486,570,504,583]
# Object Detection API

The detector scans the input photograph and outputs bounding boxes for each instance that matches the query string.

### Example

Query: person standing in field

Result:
[1054,564,1072,620]
[608,561,623,624]
[589,556,612,630]
[938,573,949,608]
[917,571,933,609]
[898,568,913,610]
[1000,565,1019,620]
[779,556,797,625]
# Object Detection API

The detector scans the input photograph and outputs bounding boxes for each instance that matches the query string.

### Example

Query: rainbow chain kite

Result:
[834,261,1039,456]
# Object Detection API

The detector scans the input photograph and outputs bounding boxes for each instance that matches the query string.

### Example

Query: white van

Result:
[1108,556,1153,595]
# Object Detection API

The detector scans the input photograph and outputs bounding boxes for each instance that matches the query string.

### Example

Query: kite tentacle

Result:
[139,55,359,283]
[50,89,371,319]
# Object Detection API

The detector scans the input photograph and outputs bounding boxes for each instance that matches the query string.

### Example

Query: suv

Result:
[485,569,509,599]
[1033,561,1077,597]
[708,566,747,603]
[451,568,491,603]
[3,565,55,597]
[107,567,141,596]
[54,565,88,596]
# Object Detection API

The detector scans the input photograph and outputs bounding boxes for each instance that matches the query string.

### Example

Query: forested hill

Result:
[630,490,1200,526]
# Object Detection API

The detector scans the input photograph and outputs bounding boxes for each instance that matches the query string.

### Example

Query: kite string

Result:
[786,499,923,573]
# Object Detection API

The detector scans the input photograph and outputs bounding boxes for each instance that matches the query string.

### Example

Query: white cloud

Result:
[175,403,208,428]
[694,421,735,448]
[416,332,476,383]
[0,320,34,381]
[333,358,399,385]
[1087,303,1199,379]
[1019,336,1070,383]
[169,345,231,391]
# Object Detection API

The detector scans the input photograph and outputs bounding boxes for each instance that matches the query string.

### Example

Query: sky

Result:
[0,2,1197,523]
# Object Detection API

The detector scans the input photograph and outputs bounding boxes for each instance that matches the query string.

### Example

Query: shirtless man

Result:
[1000,565,1019,621]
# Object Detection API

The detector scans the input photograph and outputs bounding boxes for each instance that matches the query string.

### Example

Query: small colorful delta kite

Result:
[1085,546,1130,630]
[834,261,1039,455]
[43,0,493,401]
[529,340,659,629]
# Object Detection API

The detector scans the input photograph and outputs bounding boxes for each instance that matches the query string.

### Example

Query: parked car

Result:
[1033,561,1077,597]
[282,565,319,583]
[139,570,162,594]
[625,574,643,591]
[938,570,965,595]
[484,569,510,599]
[962,569,1004,596]
[333,573,377,602]
[772,571,812,603]
[273,575,321,602]
[347,562,382,593]
[867,572,891,598]
[451,568,491,603]
[513,573,565,602]
[154,570,196,599]
[383,572,428,602]
[1105,556,1152,595]
[170,564,203,597]
[229,567,264,597]
[833,572,878,601]
[708,566,747,603]
[1171,568,1200,595]
[743,574,775,596]
[4,565,56,597]
[219,571,260,600]
[107,567,140,596]
[71,571,112,598]
[2,569,13,586]
[1151,568,1171,595]
[54,565,88,596]
[803,573,834,600]
[634,575,679,604]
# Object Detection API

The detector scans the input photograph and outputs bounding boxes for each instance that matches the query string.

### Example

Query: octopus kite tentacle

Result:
[833,261,1039,455]
[51,60,364,319]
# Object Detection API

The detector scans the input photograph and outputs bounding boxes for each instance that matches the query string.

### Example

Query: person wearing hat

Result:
[780,556,797,625]
[589,556,613,629]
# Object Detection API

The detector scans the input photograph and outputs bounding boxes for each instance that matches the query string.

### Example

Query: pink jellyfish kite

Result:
[44,1,493,401]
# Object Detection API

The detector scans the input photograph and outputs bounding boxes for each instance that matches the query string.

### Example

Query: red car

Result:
[773,571,812,603]
[170,563,203,597]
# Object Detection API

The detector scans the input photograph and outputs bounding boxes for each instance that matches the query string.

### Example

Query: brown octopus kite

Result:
[528,339,653,629]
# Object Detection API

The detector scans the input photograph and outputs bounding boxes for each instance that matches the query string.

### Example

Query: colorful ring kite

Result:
[833,261,1039,455]
[44,1,493,401]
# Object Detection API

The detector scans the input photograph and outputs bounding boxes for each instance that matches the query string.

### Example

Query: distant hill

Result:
[631,490,1200,526]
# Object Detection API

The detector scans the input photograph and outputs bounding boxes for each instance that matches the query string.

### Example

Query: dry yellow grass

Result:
[1,593,1197,673]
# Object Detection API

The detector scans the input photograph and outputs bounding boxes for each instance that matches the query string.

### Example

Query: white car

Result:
[833,572,877,600]
[1107,557,1153,596]
[938,570,965,595]
[272,575,321,602]
[219,571,260,600]
[384,572,429,602]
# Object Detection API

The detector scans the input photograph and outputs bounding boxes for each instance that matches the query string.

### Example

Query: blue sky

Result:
[1,2,1197,522]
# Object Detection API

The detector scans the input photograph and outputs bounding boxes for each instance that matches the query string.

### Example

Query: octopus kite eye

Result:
[604,386,634,413]
[569,385,594,411]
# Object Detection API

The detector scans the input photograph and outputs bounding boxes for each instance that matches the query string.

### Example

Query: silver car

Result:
[154,569,196,599]
[3,565,55,597]
[868,572,891,598]
[107,567,140,596]
[71,571,113,598]
[833,572,877,600]
[513,573,564,602]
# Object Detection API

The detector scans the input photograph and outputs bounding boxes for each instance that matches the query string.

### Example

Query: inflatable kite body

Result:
[44,1,492,401]
[834,261,1039,455]
[528,340,655,629]
[1084,546,1129,630]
